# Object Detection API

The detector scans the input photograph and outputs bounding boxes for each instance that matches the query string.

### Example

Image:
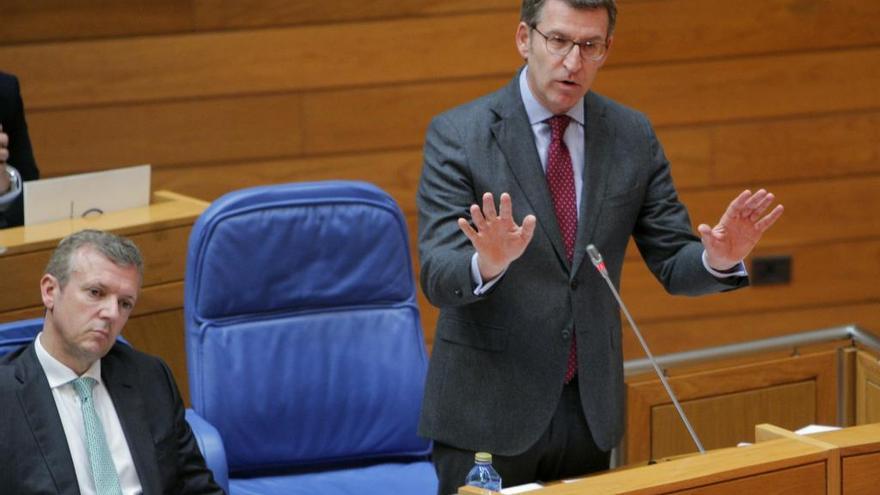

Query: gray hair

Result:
[45,229,144,287]
[521,0,617,36]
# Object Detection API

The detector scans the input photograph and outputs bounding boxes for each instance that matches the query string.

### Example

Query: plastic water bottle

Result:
[465,452,502,491]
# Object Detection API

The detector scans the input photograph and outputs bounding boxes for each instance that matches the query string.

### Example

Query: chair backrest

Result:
[184,181,430,475]
[0,318,44,357]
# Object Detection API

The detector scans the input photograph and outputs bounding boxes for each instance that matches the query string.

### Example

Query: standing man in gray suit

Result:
[416,0,784,493]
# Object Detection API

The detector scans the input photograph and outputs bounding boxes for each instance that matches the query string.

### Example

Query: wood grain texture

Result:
[856,351,880,425]
[651,381,816,459]
[841,452,880,495]
[621,239,880,322]
[665,461,826,495]
[626,350,837,463]
[622,303,880,360]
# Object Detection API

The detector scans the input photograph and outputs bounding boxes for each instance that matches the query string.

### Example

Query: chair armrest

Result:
[186,409,229,494]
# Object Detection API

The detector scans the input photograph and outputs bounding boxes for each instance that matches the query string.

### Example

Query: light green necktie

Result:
[72,376,123,495]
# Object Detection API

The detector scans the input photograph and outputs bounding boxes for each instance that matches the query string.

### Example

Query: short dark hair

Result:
[45,229,144,287]
[521,0,617,36]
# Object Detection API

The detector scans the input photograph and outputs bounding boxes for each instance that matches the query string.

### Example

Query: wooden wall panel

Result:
[1,0,195,45]
[597,48,880,127]
[123,309,190,404]
[660,111,880,189]
[622,303,880,360]
[842,452,880,495]
[627,350,838,463]
[27,94,304,174]
[0,226,191,312]
[192,0,516,30]
[616,0,880,64]
[4,13,523,109]
[622,239,880,321]
[651,381,816,459]
[856,351,880,425]
[668,462,826,495]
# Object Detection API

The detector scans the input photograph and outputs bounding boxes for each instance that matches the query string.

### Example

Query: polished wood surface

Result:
[458,423,880,494]
[759,422,880,495]
[500,439,828,494]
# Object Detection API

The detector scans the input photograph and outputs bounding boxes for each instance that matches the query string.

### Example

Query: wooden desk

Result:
[812,423,880,495]
[0,190,207,403]
[458,422,880,495]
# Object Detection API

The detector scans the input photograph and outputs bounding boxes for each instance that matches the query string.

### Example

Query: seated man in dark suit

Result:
[0,229,223,494]
[0,70,40,228]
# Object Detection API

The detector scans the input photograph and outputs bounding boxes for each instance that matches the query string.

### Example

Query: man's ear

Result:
[40,274,60,311]
[515,22,531,61]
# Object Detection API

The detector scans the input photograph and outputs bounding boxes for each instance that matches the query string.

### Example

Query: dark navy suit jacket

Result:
[0,342,222,494]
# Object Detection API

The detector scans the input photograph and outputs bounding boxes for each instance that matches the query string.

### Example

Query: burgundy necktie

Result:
[546,115,578,383]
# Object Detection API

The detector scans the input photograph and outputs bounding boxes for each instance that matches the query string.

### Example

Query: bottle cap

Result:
[475,452,492,463]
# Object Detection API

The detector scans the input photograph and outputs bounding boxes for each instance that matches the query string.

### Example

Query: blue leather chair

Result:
[0,317,229,492]
[184,181,436,495]
[0,317,44,356]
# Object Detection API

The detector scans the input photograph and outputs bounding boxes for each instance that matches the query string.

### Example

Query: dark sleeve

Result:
[0,72,40,228]
[158,360,225,494]
[631,115,747,294]
[416,112,486,308]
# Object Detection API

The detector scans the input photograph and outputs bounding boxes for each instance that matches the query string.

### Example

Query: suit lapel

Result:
[490,74,570,267]
[15,345,80,494]
[102,348,160,494]
[572,92,613,276]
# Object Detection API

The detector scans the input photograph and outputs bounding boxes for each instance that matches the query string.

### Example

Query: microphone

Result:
[586,244,705,455]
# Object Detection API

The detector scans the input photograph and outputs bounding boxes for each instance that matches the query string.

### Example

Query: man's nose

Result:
[563,45,584,72]
[100,296,120,319]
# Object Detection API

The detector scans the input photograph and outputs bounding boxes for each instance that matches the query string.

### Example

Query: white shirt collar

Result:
[35,332,103,389]
[518,66,585,126]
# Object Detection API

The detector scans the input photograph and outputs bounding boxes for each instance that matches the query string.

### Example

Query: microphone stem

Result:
[597,269,706,455]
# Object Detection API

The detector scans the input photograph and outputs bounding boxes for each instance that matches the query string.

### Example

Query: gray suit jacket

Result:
[0,342,222,494]
[416,72,746,455]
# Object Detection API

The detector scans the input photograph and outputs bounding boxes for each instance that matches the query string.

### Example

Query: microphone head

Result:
[586,244,603,266]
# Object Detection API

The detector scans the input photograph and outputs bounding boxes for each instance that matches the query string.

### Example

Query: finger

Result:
[458,217,478,243]
[482,192,498,220]
[754,204,784,232]
[744,189,768,210]
[520,214,537,244]
[751,192,775,214]
[498,193,513,222]
[0,149,7,163]
[0,132,8,148]
[723,189,752,220]
[697,223,718,242]
[470,204,488,232]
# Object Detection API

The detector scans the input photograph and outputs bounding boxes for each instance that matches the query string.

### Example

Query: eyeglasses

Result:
[531,26,608,62]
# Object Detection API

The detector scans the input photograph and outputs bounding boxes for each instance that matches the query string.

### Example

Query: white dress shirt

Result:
[35,333,143,495]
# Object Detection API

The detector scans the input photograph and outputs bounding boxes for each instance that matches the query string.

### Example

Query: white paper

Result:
[24,164,151,225]
[796,424,842,435]
[500,483,544,494]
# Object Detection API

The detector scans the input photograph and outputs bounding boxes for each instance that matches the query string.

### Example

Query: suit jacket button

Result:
[570,280,578,290]
[454,288,463,298]
[562,328,572,340]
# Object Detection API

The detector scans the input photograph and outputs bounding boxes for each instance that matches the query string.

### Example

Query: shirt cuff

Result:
[702,250,748,278]
[471,253,506,295]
